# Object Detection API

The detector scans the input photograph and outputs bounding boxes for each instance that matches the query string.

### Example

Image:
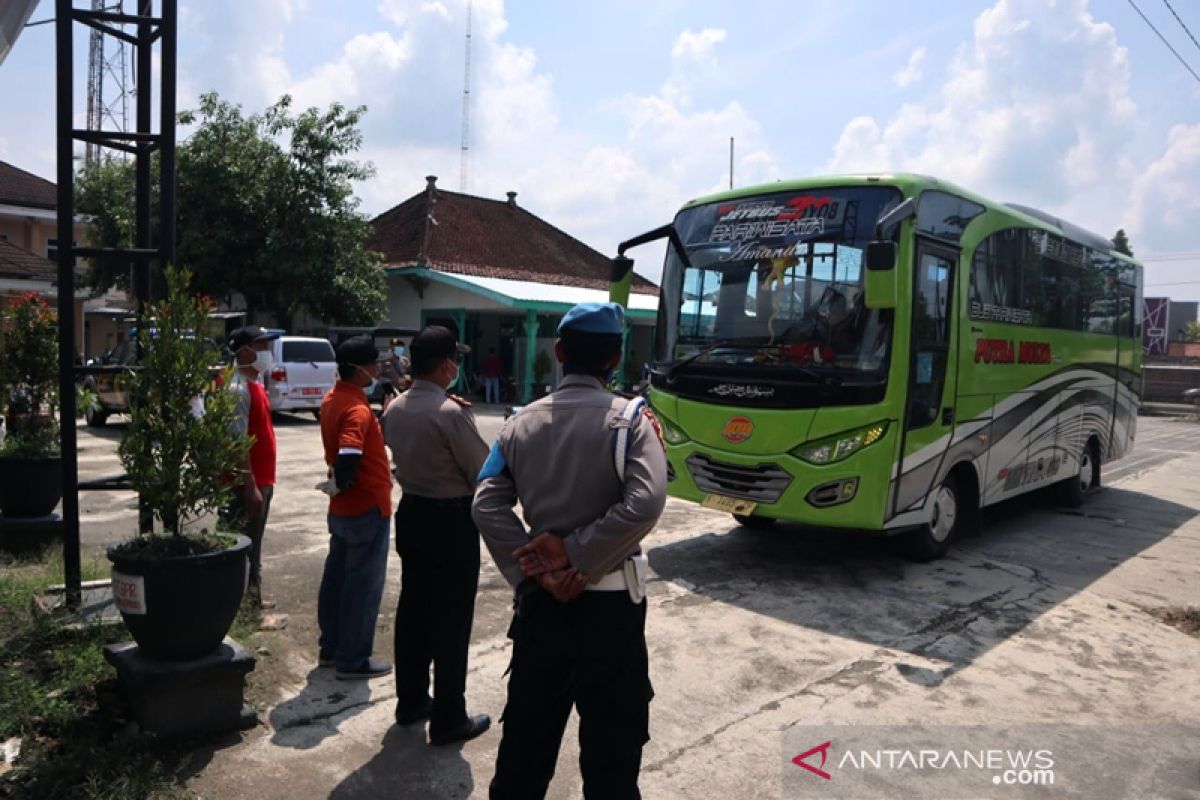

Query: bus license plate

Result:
[701,494,757,514]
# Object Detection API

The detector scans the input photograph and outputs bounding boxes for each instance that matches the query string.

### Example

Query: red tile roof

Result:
[0,161,57,210]
[0,238,56,283]
[369,179,658,295]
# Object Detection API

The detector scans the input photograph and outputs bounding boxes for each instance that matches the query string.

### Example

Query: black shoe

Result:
[429,713,491,746]
[395,697,433,726]
[335,659,393,680]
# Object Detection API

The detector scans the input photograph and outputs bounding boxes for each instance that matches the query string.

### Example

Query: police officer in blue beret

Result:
[473,302,668,798]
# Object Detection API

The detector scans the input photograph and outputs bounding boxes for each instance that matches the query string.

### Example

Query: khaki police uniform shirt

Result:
[382,379,489,499]
[472,374,668,590]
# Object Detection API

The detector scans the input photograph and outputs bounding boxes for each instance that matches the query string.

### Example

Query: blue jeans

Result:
[317,508,390,671]
[484,376,500,404]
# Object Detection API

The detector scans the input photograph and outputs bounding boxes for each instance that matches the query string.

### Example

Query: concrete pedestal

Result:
[103,637,257,736]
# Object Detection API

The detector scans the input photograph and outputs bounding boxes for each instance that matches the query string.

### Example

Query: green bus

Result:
[610,174,1141,560]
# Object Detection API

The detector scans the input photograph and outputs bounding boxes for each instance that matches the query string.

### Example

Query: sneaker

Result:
[395,697,434,726]
[335,659,393,680]
[429,713,491,746]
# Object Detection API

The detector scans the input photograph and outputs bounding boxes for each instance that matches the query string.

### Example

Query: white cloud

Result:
[174,1,775,281]
[671,28,727,63]
[664,27,727,106]
[892,46,926,88]
[826,0,1138,230]
[288,31,414,112]
[180,0,307,108]
[1129,124,1200,252]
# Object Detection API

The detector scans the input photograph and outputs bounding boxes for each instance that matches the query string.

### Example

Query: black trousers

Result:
[393,494,481,732]
[220,485,274,595]
[490,587,653,800]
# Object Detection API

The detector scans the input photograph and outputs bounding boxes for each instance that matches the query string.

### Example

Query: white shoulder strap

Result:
[614,397,646,482]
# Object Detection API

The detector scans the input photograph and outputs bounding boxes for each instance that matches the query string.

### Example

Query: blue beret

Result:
[557,302,624,335]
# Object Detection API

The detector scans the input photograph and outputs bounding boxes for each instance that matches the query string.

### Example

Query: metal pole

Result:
[56,0,82,609]
[729,136,734,190]
[134,0,153,533]
[159,0,176,270]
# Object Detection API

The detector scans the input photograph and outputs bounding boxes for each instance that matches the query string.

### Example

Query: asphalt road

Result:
[68,411,1200,799]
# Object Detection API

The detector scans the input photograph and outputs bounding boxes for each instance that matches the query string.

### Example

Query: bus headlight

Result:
[793,422,888,465]
[659,417,688,445]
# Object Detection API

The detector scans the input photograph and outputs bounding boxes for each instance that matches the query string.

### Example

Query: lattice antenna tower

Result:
[85,0,131,165]
[459,0,473,192]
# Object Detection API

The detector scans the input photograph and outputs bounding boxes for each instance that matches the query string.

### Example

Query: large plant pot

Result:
[0,455,62,518]
[107,535,250,661]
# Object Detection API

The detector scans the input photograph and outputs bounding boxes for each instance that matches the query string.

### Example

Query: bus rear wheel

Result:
[904,474,962,562]
[733,513,776,530]
[1059,438,1100,508]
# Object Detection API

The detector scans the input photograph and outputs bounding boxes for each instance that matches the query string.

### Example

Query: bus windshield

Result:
[657,186,902,383]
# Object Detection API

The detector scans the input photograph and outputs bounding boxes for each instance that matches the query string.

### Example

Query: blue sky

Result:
[2,0,1199,299]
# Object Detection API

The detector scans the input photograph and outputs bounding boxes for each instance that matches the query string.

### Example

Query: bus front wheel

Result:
[733,513,776,530]
[904,474,962,562]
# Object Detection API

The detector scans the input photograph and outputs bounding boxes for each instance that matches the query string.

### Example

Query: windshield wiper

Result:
[771,361,825,383]
[666,340,740,381]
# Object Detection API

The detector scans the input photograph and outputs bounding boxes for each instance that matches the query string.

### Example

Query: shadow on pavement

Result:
[267,667,373,750]
[647,485,1196,687]
[271,411,320,426]
[75,419,129,441]
[328,724,476,799]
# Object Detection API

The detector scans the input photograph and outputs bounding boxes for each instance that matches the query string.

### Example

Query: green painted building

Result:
[369,176,660,402]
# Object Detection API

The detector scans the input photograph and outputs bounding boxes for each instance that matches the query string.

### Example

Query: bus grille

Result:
[685,454,792,504]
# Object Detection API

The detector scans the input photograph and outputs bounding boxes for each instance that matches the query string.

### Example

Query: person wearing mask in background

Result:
[382,337,411,401]
[473,302,669,799]
[224,325,281,611]
[481,347,503,405]
[382,325,492,745]
[316,335,394,680]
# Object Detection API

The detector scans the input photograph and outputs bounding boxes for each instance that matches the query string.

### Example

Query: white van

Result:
[265,336,337,417]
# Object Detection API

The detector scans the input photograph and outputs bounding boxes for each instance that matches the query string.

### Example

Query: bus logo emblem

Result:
[723,416,754,443]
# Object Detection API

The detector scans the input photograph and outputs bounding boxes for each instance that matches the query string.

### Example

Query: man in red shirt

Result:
[226,325,280,610]
[482,347,503,404]
[317,335,394,679]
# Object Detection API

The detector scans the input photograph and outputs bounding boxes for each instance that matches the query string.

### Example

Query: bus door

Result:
[893,241,960,515]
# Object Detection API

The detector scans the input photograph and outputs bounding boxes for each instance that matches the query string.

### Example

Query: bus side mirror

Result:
[609,254,635,308]
[864,242,897,309]
[866,241,895,271]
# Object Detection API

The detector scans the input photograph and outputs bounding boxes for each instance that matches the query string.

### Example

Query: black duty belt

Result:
[402,493,473,509]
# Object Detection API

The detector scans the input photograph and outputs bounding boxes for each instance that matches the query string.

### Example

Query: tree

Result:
[75,92,386,327]
[1111,229,1134,257]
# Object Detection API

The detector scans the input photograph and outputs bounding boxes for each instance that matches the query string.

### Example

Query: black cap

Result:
[335,334,379,367]
[229,325,280,351]
[409,326,470,363]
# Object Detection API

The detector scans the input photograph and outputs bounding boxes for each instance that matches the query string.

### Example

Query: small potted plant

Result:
[106,267,253,660]
[0,292,62,518]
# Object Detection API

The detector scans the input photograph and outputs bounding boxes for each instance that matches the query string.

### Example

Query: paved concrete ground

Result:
[72,412,1200,799]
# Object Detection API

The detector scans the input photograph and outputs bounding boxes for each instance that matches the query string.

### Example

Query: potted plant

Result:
[106,267,253,660]
[0,292,62,518]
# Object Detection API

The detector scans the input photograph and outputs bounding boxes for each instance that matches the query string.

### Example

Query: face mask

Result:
[393,346,405,357]
[357,366,378,395]
[252,350,273,375]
